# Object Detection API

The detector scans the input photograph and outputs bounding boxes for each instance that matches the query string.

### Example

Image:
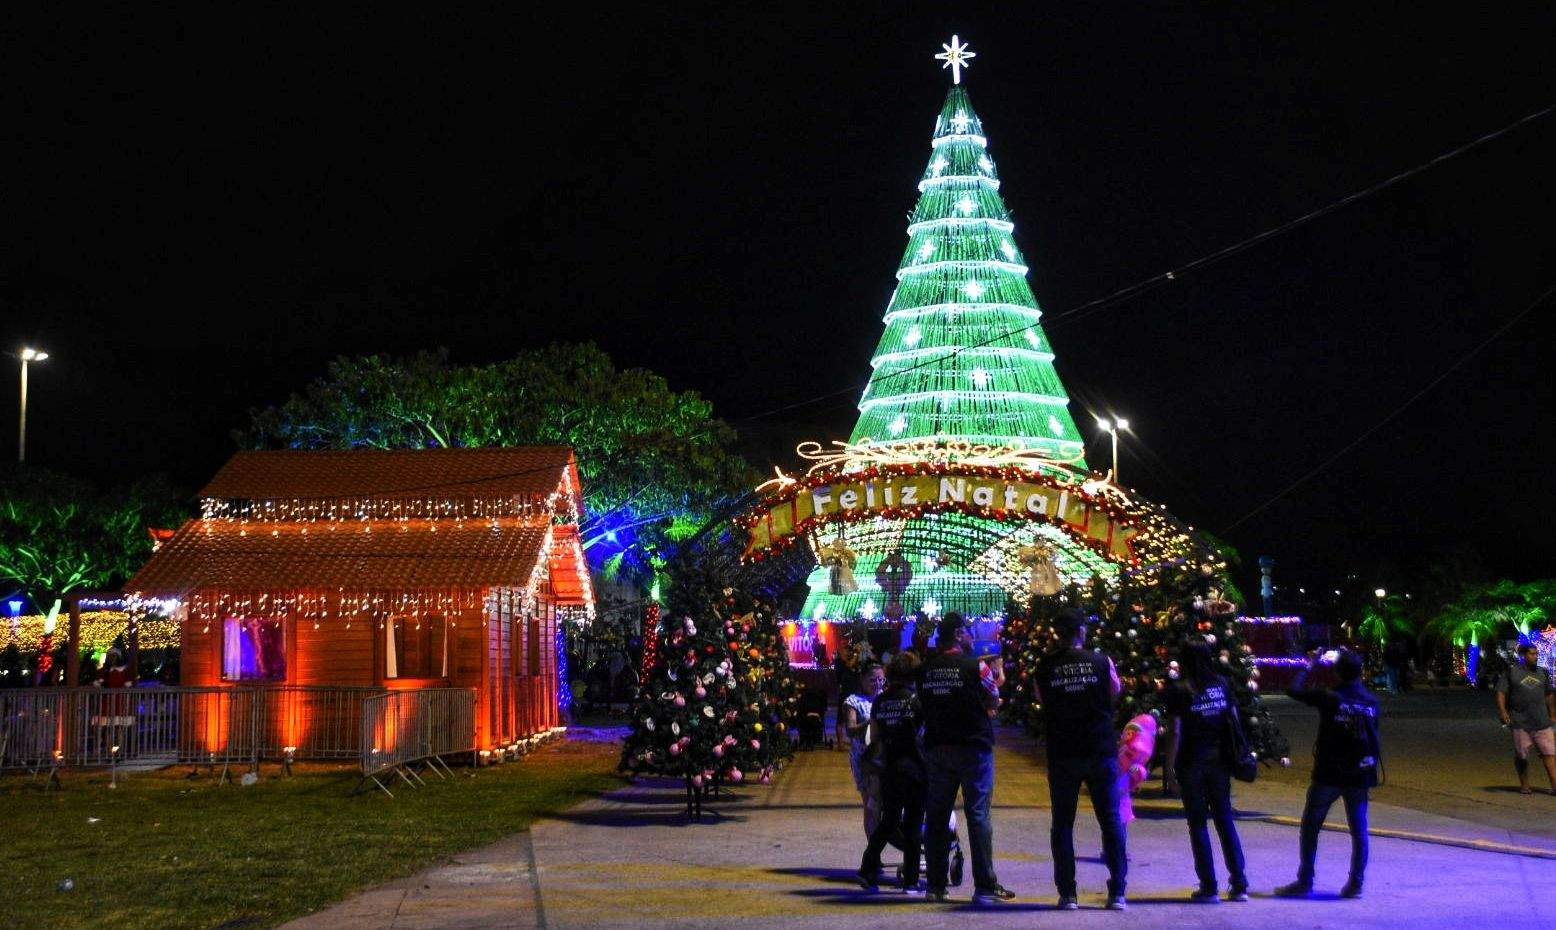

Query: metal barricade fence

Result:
[255,685,380,761]
[360,688,476,786]
[176,687,262,768]
[0,688,68,770]
[2,686,478,781]
[0,687,267,771]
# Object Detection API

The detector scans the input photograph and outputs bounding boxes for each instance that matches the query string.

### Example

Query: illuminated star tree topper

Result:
[935,34,976,84]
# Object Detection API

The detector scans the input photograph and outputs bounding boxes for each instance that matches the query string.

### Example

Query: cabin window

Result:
[385,615,448,679]
[222,617,286,682]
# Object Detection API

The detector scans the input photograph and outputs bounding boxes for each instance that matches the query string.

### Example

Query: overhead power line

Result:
[1223,283,1555,532]
[733,104,1554,423]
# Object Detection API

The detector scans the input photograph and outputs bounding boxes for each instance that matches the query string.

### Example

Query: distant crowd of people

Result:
[837,609,1391,908]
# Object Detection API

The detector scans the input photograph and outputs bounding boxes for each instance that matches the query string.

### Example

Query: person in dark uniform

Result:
[1276,648,1381,899]
[1162,640,1248,902]
[918,612,1014,905]
[858,652,927,894]
[1034,609,1127,910]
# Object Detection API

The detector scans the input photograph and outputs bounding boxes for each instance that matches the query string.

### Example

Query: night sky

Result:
[5,6,1553,598]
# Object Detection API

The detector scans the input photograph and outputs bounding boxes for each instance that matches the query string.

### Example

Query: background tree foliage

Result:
[237,344,751,585]
[1428,579,1556,647]
[0,467,188,620]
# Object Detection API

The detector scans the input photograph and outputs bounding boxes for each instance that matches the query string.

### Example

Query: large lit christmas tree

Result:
[801,37,1093,622]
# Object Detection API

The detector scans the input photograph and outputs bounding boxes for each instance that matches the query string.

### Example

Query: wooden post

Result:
[65,594,82,687]
[127,609,141,684]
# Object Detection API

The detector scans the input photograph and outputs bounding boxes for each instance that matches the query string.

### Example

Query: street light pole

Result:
[17,347,48,463]
[1094,416,1130,483]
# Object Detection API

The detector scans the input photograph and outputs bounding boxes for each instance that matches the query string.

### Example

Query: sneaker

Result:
[856,871,879,893]
[1190,886,1221,903]
[972,885,1017,905]
[1340,879,1363,899]
[1106,894,1128,911]
[949,848,965,887]
[1227,886,1250,902]
[926,889,949,903]
[1275,881,1313,898]
[900,885,926,897]
[1056,895,1079,910]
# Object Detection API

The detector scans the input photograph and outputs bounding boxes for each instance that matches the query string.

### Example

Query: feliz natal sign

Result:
[740,464,1139,563]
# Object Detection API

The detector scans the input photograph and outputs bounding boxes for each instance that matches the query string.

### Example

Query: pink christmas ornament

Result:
[673,694,686,707]
[728,768,743,783]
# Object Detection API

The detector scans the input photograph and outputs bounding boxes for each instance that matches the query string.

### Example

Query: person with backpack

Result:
[858,652,927,894]
[1276,648,1381,899]
[1034,609,1128,910]
[1162,640,1249,903]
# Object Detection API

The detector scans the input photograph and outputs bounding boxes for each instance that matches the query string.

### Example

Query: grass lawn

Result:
[0,737,624,930]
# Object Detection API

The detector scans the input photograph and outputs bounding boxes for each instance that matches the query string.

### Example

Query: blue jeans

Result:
[925,743,997,893]
[1048,754,1127,897]
[1299,783,1369,884]
[1179,760,1246,891]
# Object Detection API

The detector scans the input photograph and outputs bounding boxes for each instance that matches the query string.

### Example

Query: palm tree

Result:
[1427,579,1556,684]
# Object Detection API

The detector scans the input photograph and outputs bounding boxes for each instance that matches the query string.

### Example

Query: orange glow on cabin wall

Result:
[204,692,229,753]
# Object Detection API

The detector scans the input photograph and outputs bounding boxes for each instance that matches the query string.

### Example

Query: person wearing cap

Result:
[1034,609,1128,910]
[917,611,1014,905]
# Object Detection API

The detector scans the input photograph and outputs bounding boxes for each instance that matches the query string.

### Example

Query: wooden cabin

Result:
[125,447,593,754]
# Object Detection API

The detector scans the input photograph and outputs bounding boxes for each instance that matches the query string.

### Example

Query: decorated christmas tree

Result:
[618,611,770,791]
[1001,565,1290,763]
[727,597,802,772]
[619,565,791,798]
[801,38,1093,622]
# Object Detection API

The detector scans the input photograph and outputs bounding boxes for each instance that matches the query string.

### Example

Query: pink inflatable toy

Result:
[1115,713,1159,825]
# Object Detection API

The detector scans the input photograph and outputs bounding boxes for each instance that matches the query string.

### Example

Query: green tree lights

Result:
[851,86,1085,459]
[800,78,1092,622]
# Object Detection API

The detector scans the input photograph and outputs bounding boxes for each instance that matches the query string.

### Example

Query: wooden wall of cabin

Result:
[179,590,489,754]
[475,585,560,749]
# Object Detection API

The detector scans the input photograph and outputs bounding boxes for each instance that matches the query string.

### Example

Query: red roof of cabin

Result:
[201,447,580,504]
[548,525,591,607]
[127,519,554,594]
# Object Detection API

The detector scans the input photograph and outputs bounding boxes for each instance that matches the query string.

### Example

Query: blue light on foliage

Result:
[556,625,572,710]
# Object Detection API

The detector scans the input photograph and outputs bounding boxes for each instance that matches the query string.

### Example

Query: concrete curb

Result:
[1254,814,1556,860]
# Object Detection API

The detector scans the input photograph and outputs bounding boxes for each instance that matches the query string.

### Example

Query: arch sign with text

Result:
[738,457,1204,572]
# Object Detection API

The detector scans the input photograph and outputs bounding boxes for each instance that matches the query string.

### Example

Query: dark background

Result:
[3,5,1552,602]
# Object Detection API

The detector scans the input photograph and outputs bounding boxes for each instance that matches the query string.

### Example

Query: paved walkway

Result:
[283,726,1556,930]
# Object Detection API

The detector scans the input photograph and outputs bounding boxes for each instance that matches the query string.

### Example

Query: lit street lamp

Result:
[17,347,48,463]
[1374,588,1387,599]
[1094,416,1130,483]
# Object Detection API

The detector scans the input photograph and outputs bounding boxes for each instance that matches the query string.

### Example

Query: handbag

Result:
[1224,703,1259,783]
